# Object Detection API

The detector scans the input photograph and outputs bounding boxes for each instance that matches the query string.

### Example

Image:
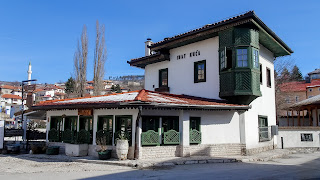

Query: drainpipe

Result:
[145,38,152,56]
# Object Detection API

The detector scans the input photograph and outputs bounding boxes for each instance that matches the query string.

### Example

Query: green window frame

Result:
[159,68,168,87]
[142,116,159,132]
[258,116,269,142]
[253,49,259,68]
[194,60,206,83]
[190,117,201,131]
[236,48,248,67]
[64,116,77,131]
[162,116,179,132]
[50,116,63,131]
[220,48,226,70]
[97,115,113,131]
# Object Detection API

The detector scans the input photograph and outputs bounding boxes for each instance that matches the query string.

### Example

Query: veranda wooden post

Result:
[308,108,312,126]
[287,111,289,126]
[316,107,319,127]
[302,110,305,126]
[298,110,300,127]
[292,110,294,126]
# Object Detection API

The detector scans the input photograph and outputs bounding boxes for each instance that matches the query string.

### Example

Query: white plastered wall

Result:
[244,45,277,150]
[278,129,320,148]
[145,37,220,99]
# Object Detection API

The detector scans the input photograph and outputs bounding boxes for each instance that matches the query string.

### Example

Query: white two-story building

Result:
[34,11,292,159]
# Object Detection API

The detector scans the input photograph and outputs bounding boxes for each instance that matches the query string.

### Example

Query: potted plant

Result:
[116,131,129,160]
[65,129,90,157]
[96,130,112,160]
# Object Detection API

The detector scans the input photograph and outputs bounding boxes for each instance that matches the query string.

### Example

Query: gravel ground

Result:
[0,154,133,174]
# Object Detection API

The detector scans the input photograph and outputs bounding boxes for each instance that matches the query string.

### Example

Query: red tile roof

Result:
[280,80,320,92]
[86,86,94,90]
[33,89,248,110]
[0,85,20,90]
[1,94,22,99]
[280,81,306,92]
[307,79,320,88]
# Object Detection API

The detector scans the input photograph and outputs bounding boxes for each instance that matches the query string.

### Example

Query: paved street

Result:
[0,152,320,180]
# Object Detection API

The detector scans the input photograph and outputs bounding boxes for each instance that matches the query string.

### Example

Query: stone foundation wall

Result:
[141,146,181,159]
[246,145,274,155]
[188,144,246,156]
[140,144,246,159]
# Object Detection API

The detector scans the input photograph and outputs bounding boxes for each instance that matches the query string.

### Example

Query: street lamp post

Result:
[21,79,37,151]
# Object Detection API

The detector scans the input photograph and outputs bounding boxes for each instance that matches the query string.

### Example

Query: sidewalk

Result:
[13,148,303,169]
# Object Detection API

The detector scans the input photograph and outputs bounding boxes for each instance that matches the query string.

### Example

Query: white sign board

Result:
[0,120,4,149]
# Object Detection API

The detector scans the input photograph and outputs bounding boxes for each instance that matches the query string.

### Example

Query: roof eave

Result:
[148,12,292,57]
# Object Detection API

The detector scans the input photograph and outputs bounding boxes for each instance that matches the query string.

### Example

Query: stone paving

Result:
[12,148,307,169]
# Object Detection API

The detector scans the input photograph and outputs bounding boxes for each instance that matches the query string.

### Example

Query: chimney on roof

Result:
[145,38,152,56]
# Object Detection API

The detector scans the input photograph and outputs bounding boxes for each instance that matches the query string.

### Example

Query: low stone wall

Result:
[140,143,246,159]
[189,144,246,156]
[246,145,274,155]
[141,146,180,159]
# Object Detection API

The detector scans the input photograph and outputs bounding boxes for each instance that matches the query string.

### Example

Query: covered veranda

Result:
[284,94,320,127]
[32,90,249,159]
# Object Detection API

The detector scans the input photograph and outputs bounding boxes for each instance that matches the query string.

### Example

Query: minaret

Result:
[27,61,32,85]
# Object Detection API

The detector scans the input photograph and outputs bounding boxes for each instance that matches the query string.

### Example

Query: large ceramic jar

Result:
[116,139,129,160]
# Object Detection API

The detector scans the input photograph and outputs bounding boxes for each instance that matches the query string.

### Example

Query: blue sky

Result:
[0,0,319,83]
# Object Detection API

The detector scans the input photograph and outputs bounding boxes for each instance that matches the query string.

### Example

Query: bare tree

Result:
[74,25,88,97]
[93,20,107,96]
[274,57,299,124]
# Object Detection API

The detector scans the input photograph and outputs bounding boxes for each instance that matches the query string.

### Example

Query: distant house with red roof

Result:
[0,94,23,106]
[0,85,19,95]
[278,79,320,121]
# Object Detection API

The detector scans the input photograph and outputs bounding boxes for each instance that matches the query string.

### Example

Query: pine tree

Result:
[65,77,75,94]
[280,67,290,82]
[290,65,303,81]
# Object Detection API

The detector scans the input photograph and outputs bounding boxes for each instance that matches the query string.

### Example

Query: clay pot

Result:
[116,139,129,160]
